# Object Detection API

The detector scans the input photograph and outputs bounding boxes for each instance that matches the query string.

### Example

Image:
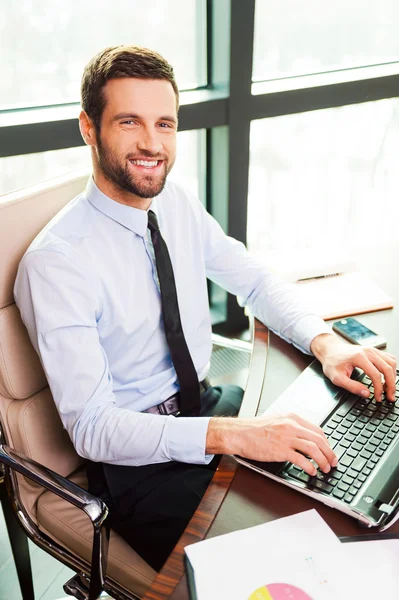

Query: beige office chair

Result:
[0,172,265,600]
[0,171,157,600]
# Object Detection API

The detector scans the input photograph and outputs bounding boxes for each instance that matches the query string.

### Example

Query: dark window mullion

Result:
[206,0,231,328]
[223,0,256,332]
[251,73,399,122]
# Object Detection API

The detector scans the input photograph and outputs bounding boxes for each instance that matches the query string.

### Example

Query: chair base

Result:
[63,574,116,600]
[63,573,92,599]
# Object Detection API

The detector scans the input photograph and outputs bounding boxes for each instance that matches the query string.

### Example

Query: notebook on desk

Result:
[236,361,399,531]
[291,271,394,320]
[264,250,394,320]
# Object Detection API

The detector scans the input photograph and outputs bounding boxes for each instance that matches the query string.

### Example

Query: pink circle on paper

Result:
[267,583,313,600]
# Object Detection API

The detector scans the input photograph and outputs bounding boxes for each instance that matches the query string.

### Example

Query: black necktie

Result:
[147,210,201,417]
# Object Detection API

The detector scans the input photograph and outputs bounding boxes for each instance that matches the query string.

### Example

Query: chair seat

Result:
[37,468,157,598]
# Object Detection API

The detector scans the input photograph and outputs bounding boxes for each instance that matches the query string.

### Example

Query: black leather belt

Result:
[143,378,210,416]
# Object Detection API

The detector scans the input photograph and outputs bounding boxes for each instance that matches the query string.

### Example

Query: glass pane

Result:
[0,146,91,196]
[253,0,399,82]
[173,129,204,199]
[0,130,203,197]
[0,0,206,110]
[247,98,399,274]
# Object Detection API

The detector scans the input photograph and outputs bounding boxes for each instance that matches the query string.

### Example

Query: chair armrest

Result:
[0,443,109,599]
[0,444,107,524]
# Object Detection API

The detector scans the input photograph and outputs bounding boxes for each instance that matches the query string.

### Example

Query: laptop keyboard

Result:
[286,372,399,504]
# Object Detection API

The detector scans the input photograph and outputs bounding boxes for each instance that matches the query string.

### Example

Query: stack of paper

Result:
[184,509,399,599]
[289,272,393,320]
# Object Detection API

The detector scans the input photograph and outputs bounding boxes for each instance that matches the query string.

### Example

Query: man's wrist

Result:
[310,332,337,361]
[206,417,239,455]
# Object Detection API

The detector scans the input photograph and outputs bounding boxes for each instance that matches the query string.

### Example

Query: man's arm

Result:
[205,333,396,476]
[14,248,212,466]
[197,201,331,355]
[197,201,397,400]
[206,413,337,476]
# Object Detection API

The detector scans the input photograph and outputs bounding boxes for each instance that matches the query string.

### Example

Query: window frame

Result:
[2,0,399,331]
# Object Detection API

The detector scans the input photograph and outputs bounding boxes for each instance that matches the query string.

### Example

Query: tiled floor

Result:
[0,503,75,600]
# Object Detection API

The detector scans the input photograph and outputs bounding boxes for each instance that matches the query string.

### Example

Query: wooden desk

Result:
[144,267,399,600]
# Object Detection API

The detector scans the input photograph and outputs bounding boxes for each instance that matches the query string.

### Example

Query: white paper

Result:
[263,247,355,283]
[338,538,399,597]
[289,271,393,320]
[185,510,354,600]
[186,508,399,599]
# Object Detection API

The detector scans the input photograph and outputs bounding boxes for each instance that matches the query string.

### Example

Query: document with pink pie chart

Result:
[184,510,366,600]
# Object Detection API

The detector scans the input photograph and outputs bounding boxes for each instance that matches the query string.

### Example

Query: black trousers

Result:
[87,384,244,571]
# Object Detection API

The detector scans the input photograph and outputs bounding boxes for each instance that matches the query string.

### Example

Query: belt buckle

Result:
[160,394,180,416]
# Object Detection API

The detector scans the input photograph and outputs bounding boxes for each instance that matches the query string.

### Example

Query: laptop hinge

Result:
[379,503,395,516]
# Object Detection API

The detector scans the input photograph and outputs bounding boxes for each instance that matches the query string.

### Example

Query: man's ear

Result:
[79,110,97,147]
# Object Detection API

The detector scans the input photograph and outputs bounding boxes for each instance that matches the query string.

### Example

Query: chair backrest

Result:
[0,170,90,521]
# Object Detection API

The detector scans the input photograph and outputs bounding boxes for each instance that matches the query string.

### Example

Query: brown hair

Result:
[81,45,179,132]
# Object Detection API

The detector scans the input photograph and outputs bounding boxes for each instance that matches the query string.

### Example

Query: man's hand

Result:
[206,414,338,476]
[311,333,397,402]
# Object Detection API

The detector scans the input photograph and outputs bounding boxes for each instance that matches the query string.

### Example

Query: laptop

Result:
[236,361,399,531]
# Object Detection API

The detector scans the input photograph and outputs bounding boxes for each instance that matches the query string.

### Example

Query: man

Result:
[14,46,397,571]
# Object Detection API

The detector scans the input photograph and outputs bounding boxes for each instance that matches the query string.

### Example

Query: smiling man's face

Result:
[86,77,178,208]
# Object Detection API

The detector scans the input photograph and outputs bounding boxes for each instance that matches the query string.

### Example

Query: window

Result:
[0,146,91,196]
[1,0,207,110]
[173,129,205,199]
[0,130,204,197]
[253,1,399,83]
[247,98,399,271]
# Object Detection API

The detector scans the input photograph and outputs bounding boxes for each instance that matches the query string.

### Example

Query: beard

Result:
[96,135,170,199]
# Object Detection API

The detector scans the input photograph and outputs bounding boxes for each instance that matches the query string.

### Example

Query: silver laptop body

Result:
[236,361,399,531]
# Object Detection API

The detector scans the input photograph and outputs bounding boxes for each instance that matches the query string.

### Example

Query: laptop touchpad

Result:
[263,360,342,425]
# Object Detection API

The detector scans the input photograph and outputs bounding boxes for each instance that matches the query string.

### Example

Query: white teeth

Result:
[130,160,158,167]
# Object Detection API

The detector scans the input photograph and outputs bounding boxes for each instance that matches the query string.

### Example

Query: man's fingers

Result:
[372,350,397,401]
[286,413,328,440]
[294,436,336,474]
[285,415,338,470]
[332,351,395,402]
[352,353,386,400]
[287,451,317,476]
[379,350,397,361]
[354,349,396,401]
[329,369,372,399]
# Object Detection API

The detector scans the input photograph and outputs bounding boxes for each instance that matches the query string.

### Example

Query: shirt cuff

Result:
[292,315,333,355]
[165,415,214,464]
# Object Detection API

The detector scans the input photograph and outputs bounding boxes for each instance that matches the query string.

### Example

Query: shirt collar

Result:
[85,176,159,237]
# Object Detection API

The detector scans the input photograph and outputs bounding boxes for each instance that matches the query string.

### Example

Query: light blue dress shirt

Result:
[14,177,331,466]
